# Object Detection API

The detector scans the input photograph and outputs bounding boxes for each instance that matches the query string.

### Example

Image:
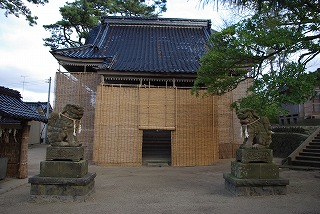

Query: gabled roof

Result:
[25,102,53,115]
[51,16,212,74]
[0,86,48,123]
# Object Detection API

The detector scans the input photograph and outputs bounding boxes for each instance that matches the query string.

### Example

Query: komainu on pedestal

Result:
[29,104,96,202]
[223,108,289,196]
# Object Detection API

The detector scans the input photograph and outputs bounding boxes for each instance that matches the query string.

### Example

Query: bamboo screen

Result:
[216,78,253,158]
[93,85,220,166]
[0,127,22,177]
[93,85,141,166]
[139,87,175,130]
[54,72,100,160]
[172,89,218,166]
[55,72,251,164]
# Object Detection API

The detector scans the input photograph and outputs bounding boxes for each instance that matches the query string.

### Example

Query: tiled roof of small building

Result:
[25,102,53,115]
[51,16,212,73]
[0,86,48,123]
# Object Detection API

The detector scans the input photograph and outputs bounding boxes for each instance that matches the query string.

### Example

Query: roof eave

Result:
[97,70,197,81]
[51,53,104,71]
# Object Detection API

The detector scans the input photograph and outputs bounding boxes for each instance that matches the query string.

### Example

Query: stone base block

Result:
[223,173,289,196]
[40,160,88,178]
[46,146,84,161]
[29,172,96,202]
[236,149,273,163]
[231,161,279,179]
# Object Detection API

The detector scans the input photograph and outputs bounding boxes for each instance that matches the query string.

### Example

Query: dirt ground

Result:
[0,144,319,214]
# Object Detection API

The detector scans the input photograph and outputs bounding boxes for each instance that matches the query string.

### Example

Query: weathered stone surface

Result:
[236,149,273,163]
[46,146,84,161]
[48,104,84,147]
[29,173,96,202]
[223,173,289,196]
[231,161,279,179]
[237,108,272,148]
[40,160,88,178]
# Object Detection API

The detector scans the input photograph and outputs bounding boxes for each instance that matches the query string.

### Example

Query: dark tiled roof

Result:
[51,16,211,73]
[0,86,48,123]
[25,102,53,115]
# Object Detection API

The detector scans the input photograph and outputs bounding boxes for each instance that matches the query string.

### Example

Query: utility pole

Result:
[21,75,28,100]
[43,77,51,144]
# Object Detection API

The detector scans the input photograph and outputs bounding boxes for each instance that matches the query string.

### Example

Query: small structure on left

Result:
[0,86,48,179]
[29,104,96,202]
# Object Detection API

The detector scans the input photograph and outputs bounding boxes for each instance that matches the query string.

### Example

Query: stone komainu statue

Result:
[47,104,84,147]
[236,108,272,149]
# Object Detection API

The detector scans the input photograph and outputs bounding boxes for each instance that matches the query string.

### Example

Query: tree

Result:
[0,0,48,25]
[43,0,167,49]
[195,0,320,119]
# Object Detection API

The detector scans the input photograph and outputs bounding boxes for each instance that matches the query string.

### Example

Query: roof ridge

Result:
[102,16,211,28]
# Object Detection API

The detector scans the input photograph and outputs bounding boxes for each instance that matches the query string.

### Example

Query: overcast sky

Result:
[0,0,230,105]
[5,1,318,105]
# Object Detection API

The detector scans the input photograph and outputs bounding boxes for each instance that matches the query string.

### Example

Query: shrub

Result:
[271,127,306,134]
[270,133,307,158]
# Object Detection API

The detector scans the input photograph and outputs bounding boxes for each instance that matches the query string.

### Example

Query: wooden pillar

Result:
[18,122,30,179]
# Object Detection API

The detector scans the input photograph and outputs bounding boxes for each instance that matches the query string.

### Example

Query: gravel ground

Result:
[0,144,319,214]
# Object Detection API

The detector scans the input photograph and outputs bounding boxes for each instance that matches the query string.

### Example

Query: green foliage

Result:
[44,0,101,48]
[231,65,319,122]
[0,0,48,25]
[230,93,283,123]
[43,0,167,49]
[195,0,320,120]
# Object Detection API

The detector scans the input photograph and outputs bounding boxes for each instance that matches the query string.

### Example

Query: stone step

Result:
[143,159,171,167]
[310,142,320,145]
[285,129,320,169]
[146,162,170,167]
[303,148,320,153]
[306,145,320,149]
[299,152,320,157]
[291,160,320,168]
[296,155,320,162]
[280,164,320,171]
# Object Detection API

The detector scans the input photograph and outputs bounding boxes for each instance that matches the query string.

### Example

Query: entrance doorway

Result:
[142,130,171,165]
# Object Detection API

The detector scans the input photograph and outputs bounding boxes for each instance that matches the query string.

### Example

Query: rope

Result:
[240,117,260,138]
[59,113,81,136]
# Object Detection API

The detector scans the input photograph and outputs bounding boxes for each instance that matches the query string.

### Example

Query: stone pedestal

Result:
[224,148,289,196]
[46,146,84,161]
[29,146,95,202]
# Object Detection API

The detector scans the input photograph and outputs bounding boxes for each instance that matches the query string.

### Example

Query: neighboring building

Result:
[280,86,320,125]
[0,86,47,178]
[51,16,251,166]
[280,69,320,125]
[25,102,53,145]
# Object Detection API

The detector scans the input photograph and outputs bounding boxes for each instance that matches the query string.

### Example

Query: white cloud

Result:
[0,0,228,104]
[163,0,228,30]
[0,1,65,103]
[0,0,237,104]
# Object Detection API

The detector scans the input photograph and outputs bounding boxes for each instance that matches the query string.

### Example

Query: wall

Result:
[93,85,220,166]
[55,72,252,164]
[55,72,100,160]
[216,79,253,158]
[93,86,141,166]
[28,121,41,145]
